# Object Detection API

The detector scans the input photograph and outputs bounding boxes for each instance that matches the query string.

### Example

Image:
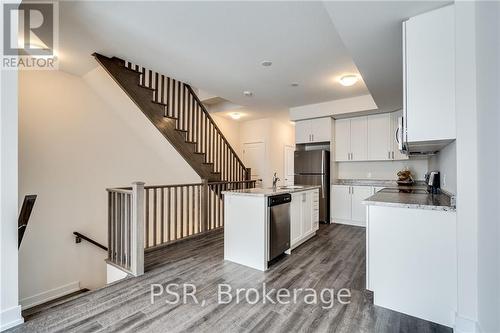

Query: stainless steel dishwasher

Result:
[268,193,291,262]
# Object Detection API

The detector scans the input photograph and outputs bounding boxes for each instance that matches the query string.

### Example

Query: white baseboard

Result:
[454,314,480,333]
[20,281,80,310]
[332,218,366,227]
[0,305,23,331]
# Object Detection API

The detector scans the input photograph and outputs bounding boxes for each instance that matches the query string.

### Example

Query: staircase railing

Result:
[123,60,250,182]
[106,180,255,274]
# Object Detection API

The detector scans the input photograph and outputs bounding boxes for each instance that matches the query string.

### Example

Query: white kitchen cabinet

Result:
[404,5,456,145]
[334,119,350,161]
[331,185,373,227]
[309,118,331,142]
[350,117,368,161]
[295,117,332,144]
[295,121,310,144]
[334,117,367,161]
[331,185,351,220]
[301,192,313,236]
[290,193,303,246]
[351,186,373,223]
[367,114,391,161]
[290,189,319,249]
[336,113,408,162]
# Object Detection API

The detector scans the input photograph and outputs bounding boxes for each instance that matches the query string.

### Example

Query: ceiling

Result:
[58,1,447,116]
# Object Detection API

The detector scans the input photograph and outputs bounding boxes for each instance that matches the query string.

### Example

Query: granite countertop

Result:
[363,188,456,212]
[222,185,320,197]
[333,179,427,187]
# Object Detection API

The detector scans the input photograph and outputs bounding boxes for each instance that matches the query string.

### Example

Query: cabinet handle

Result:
[388,151,391,159]
[392,151,394,159]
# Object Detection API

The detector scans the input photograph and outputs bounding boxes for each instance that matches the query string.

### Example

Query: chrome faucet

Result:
[272,172,280,189]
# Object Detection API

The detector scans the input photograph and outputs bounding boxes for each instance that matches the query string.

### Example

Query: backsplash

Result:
[335,158,429,181]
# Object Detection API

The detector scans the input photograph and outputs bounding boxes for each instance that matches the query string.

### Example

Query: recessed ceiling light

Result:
[339,75,359,87]
[261,60,273,67]
[243,91,253,97]
[290,82,299,87]
[230,113,241,120]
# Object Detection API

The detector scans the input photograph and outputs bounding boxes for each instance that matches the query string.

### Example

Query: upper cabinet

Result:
[334,117,367,161]
[403,5,456,149]
[295,117,332,144]
[335,112,407,162]
[367,113,391,161]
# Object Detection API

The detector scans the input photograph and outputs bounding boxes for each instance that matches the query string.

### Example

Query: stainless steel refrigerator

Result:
[294,150,330,223]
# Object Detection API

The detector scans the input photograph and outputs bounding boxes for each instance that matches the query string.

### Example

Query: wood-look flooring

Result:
[9,224,452,333]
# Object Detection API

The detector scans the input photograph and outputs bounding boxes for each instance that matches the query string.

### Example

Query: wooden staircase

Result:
[93,53,249,182]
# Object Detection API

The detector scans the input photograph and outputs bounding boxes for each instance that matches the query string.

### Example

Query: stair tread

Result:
[152,100,168,107]
[138,84,155,91]
[122,66,142,75]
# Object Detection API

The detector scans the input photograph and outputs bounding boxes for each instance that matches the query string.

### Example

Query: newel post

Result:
[131,181,145,276]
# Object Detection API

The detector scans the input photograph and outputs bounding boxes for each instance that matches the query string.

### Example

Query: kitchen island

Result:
[363,188,456,327]
[223,186,320,271]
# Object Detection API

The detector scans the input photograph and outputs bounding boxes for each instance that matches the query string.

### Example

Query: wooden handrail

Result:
[184,84,248,174]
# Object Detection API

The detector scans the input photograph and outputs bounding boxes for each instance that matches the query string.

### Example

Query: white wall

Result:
[212,116,295,188]
[454,2,479,331]
[289,94,377,121]
[0,68,23,330]
[18,68,199,307]
[336,159,429,181]
[211,114,241,155]
[428,141,457,194]
[475,2,500,333]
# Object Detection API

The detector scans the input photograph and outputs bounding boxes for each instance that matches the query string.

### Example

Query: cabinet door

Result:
[391,110,409,160]
[309,117,331,143]
[290,193,302,246]
[350,117,368,161]
[301,192,313,236]
[351,186,373,225]
[331,185,351,221]
[367,114,392,161]
[334,119,350,161]
[405,5,455,142]
[295,120,311,144]
[311,190,320,231]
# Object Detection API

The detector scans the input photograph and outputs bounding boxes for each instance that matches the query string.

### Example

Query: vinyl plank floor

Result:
[8,224,452,333]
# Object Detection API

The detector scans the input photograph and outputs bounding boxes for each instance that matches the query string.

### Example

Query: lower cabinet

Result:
[290,189,319,249]
[331,185,373,227]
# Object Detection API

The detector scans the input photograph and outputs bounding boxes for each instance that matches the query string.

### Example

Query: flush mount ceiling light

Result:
[290,82,299,87]
[338,74,359,87]
[261,60,273,67]
[230,113,241,120]
[243,91,253,97]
